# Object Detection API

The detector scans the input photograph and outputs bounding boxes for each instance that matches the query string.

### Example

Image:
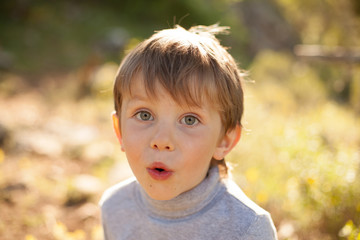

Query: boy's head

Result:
[114,25,244,133]
[112,25,244,200]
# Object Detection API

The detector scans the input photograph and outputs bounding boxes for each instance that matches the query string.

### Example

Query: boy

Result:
[100,24,277,239]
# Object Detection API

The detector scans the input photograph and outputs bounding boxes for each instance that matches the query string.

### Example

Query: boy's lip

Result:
[147,162,173,181]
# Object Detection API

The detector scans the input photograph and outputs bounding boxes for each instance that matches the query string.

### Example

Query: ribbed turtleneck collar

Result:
[134,166,225,220]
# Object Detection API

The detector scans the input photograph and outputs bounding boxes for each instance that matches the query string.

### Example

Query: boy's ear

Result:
[112,112,125,152]
[213,125,241,160]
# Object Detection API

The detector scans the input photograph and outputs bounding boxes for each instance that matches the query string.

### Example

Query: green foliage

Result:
[276,0,360,46]
[339,220,360,240]
[350,66,360,112]
[1,0,360,239]
[249,50,329,114]
[229,50,360,239]
[0,0,244,74]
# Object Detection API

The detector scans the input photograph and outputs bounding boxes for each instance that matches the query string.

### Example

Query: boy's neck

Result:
[137,166,224,219]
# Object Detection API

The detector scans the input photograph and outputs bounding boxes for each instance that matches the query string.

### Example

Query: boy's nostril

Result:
[151,141,173,151]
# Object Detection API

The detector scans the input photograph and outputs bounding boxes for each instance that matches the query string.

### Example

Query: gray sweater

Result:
[100,167,277,240]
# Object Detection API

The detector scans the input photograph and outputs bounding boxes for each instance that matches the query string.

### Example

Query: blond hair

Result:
[114,24,244,175]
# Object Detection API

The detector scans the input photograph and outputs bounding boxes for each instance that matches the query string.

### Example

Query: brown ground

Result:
[0,72,132,240]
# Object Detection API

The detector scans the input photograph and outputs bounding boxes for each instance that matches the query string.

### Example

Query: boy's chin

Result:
[143,186,179,201]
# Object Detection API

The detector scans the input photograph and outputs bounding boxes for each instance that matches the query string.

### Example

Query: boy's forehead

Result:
[125,74,219,110]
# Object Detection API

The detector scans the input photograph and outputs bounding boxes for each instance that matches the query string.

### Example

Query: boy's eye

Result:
[135,111,153,121]
[181,115,199,126]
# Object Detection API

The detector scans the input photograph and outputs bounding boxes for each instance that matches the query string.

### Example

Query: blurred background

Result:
[0,0,359,239]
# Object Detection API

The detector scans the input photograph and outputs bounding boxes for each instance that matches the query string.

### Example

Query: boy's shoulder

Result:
[224,178,268,215]
[99,177,137,210]
[220,178,277,239]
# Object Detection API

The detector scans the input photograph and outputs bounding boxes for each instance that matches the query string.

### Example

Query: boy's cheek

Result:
[121,127,146,151]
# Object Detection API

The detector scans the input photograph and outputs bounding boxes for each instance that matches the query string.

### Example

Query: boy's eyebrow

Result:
[128,94,210,112]
[183,106,212,116]
[127,94,150,102]
[125,94,159,107]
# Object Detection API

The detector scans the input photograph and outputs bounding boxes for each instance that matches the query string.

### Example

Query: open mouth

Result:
[147,162,173,180]
[154,168,165,172]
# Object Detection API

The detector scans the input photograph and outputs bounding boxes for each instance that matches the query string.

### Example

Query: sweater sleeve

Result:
[244,213,278,240]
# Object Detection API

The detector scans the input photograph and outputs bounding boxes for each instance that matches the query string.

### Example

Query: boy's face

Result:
[113,75,240,200]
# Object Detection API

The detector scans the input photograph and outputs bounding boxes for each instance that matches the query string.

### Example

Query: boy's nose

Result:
[150,125,175,151]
